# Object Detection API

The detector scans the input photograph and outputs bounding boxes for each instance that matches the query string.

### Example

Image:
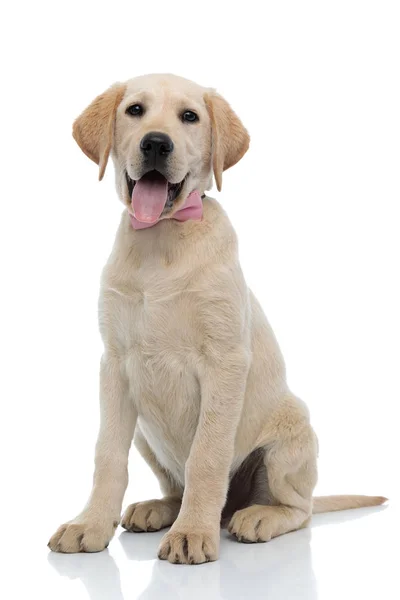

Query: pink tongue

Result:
[131,174,168,224]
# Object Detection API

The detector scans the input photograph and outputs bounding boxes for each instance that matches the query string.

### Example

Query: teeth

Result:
[125,172,136,197]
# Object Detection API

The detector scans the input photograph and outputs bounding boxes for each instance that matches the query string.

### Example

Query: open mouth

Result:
[126,170,186,223]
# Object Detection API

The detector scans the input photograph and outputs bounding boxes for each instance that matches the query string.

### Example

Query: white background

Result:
[1,1,399,599]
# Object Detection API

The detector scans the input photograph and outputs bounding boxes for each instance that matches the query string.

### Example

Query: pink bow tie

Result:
[130,190,203,230]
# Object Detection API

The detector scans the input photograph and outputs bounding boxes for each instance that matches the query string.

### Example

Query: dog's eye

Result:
[126,104,144,117]
[182,110,199,123]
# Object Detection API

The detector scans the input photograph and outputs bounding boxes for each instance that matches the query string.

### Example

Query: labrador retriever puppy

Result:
[48,74,386,564]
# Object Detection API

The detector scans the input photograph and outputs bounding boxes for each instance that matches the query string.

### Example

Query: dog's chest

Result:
[101,269,202,471]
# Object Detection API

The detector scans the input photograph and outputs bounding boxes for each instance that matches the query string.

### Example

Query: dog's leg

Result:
[158,349,249,564]
[48,356,136,553]
[121,428,183,532]
[228,400,318,543]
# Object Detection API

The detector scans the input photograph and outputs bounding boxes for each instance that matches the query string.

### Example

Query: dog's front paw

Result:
[121,497,181,532]
[48,519,118,553]
[158,526,219,564]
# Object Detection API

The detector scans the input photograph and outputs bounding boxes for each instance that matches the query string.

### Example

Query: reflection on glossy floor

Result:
[41,506,397,600]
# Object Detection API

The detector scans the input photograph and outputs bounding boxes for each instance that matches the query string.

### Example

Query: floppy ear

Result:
[72,83,126,181]
[205,92,250,192]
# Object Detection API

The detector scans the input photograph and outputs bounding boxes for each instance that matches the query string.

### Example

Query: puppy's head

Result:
[73,74,249,223]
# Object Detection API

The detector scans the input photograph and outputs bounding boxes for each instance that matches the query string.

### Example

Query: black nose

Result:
[140,132,174,158]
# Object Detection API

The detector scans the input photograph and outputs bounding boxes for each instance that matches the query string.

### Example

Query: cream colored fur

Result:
[48,74,386,564]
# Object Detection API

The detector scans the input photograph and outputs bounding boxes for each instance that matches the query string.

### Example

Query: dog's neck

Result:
[118,197,235,274]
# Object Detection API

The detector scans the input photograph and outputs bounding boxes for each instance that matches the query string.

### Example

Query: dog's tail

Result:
[312,495,387,514]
